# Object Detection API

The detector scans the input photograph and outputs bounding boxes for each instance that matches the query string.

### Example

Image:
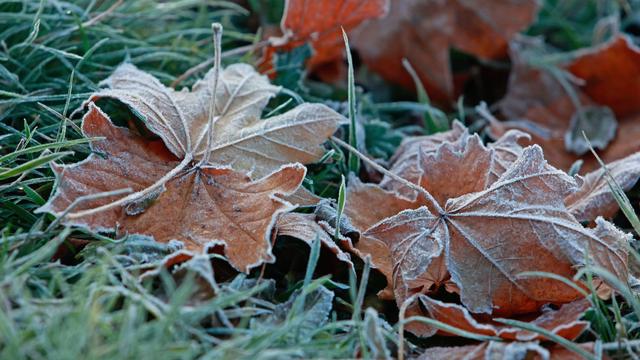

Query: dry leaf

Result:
[274,212,354,269]
[351,0,539,103]
[417,296,590,341]
[417,341,599,360]
[567,35,640,118]
[90,63,344,178]
[346,125,630,308]
[263,0,389,74]
[566,153,640,222]
[369,145,629,315]
[495,34,640,172]
[38,105,306,273]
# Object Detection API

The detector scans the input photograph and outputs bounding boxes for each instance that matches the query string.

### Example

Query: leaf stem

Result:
[199,23,223,167]
[330,136,444,214]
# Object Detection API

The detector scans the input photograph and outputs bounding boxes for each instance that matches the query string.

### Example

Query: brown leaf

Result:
[566,149,640,223]
[417,341,600,360]
[38,105,305,273]
[90,63,344,178]
[263,0,389,72]
[495,34,640,172]
[274,212,354,269]
[368,145,629,316]
[567,35,640,118]
[417,296,590,341]
[351,0,539,103]
[347,124,630,309]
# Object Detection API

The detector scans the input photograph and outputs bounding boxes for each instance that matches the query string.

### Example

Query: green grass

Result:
[2,0,640,359]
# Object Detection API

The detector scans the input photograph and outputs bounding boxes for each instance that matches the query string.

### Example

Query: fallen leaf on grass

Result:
[567,35,640,118]
[351,0,539,103]
[566,153,640,222]
[369,145,628,316]
[38,104,305,273]
[262,0,389,76]
[495,34,640,172]
[89,63,343,179]
[417,296,590,340]
[417,341,599,360]
[340,120,630,341]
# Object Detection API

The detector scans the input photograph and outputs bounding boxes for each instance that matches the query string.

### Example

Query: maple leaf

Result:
[418,341,597,360]
[350,0,539,103]
[346,127,536,299]
[261,0,389,75]
[89,62,343,179]
[369,145,629,315]
[416,296,590,341]
[494,34,640,172]
[566,153,640,222]
[342,120,630,331]
[38,104,306,273]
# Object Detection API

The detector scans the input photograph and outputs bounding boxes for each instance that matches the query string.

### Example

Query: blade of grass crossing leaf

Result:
[0,151,72,180]
[517,271,588,296]
[402,316,503,343]
[493,318,595,360]
[304,236,321,288]
[342,28,359,173]
[575,266,640,320]
[334,175,346,239]
[611,295,628,340]
[583,132,640,235]
[456,96,465,122]
[402,58,442,134]
[583,263,616,342]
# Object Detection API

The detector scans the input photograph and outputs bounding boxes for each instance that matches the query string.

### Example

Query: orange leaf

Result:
[38,105,305,273]
[568,35,640,118]
[417,341,600,360]
[566,153,640,222]
[351,0,539,103]
[495,34,640,173]
[263,0,389,73]
[417,295,590,341]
